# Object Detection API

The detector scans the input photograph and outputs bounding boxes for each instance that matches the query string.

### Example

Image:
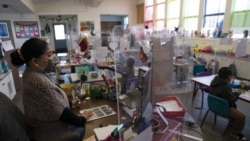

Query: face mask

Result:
[44,59,56,73]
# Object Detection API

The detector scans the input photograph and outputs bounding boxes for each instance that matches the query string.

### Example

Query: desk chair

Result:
[192,64,206,76]
[194,71,212,109]
[0,93,31,140]
[200,94,230,136]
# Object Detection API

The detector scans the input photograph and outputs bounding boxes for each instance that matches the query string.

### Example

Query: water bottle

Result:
[2,60,9,73]
[0,61,2,73]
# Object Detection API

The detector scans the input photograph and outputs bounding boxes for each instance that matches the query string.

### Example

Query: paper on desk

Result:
[157,100,183,111]
[94,125,117,141]
[239,91,250,101]
[2,40,14,51]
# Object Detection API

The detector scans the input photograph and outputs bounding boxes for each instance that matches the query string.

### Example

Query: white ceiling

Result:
[0,0,33,14]
[0,0,105,14]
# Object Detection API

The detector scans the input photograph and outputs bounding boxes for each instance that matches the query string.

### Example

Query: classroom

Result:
[0,0,249,141]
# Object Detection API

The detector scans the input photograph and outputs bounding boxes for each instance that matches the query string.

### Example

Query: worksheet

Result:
[240,91,250,101]
[79,105,116,121]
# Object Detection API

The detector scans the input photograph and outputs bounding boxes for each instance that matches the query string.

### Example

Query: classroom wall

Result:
[0,14,39,48]
[0,0,137,48]
[137,0,144,4]
[35,0,137,32]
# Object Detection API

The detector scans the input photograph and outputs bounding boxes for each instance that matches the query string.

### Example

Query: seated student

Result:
[10,38,93,141]
[209,67,247,141]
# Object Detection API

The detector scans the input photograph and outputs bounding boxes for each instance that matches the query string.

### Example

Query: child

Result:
[210,67,247,141]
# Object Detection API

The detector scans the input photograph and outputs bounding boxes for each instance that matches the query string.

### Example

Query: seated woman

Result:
[10,38,93,141]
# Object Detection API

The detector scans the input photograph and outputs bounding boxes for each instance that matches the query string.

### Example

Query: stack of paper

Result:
[93,125,117,141]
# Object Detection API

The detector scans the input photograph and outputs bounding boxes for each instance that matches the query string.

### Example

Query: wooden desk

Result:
[72,98,131,139]
[191,75,250,104]
[73,98,204,140]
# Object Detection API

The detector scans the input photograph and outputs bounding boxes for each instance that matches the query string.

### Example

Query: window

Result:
[166,0,180,28]
[231,0,250,27]
[203,0,226,37]
[231,0,250,38]
[182,0,200,32]
[145,0,166,28]
[145,0,154,27]
[155,0,165,28]
[54,24,65,40]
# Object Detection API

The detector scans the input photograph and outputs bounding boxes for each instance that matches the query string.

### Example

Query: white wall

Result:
[35,0,137,32]
[0,0,137,48]
[137,0,144,4]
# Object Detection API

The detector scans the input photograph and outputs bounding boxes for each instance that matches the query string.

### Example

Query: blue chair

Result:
[200,94,230,136]
[194,71,212,109]
[193,64,206,76]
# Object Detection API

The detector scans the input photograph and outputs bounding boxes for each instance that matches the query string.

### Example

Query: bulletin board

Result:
[80,21,94,31]
[14,21,40,38]
[0,22,9,38]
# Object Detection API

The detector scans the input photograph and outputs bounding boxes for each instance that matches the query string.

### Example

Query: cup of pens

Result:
[81,83,90,97]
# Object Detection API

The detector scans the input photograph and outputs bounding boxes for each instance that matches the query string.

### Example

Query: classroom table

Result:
[191,75,250,106]
[173,60,189,83]
[73,98,203,141]
[72,98,131,139]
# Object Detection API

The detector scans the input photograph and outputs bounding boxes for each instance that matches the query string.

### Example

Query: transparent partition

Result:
[150,27,203,140]
[99,25,154,141]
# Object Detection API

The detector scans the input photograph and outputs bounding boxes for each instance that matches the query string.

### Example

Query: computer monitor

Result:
[57,53,68,64]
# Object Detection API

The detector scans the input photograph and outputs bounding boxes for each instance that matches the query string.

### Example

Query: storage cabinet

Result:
[0,71,16,100]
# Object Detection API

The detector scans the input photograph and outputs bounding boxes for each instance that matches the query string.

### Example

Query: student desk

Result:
[191,75,250,105]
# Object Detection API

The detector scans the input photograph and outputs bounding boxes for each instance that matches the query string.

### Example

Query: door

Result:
[53,23,67,53]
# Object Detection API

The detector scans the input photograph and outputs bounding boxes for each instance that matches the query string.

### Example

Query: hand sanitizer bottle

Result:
[2,60,9,73]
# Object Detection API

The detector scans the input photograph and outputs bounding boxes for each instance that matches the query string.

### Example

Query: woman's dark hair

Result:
[10,38,48,66]
[218,67,232,79]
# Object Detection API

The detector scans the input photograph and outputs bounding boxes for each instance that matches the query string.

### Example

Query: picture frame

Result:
[0,22,9,38]
[80,21,94,31]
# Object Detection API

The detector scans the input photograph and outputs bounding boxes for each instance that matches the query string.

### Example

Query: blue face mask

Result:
[44,59,56,73]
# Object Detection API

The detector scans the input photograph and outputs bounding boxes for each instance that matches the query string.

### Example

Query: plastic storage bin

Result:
[157,96,186,118]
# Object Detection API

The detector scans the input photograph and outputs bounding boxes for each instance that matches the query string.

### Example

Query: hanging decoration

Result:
[77,36,89,52]
[39,15,77,22]
[14,21,39,38]
[44,24,51,34]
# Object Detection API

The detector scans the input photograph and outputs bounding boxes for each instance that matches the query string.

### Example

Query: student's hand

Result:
[235,90,243,96]
[81,110,94,119]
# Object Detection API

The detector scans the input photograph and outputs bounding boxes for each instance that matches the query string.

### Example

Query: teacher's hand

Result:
[81,110,94,119]
[71,98,81,109]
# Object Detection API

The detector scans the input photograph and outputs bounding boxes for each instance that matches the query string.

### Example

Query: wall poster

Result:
[80,21,94,31]
[14,21,39,38]
[0,22,9,38]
